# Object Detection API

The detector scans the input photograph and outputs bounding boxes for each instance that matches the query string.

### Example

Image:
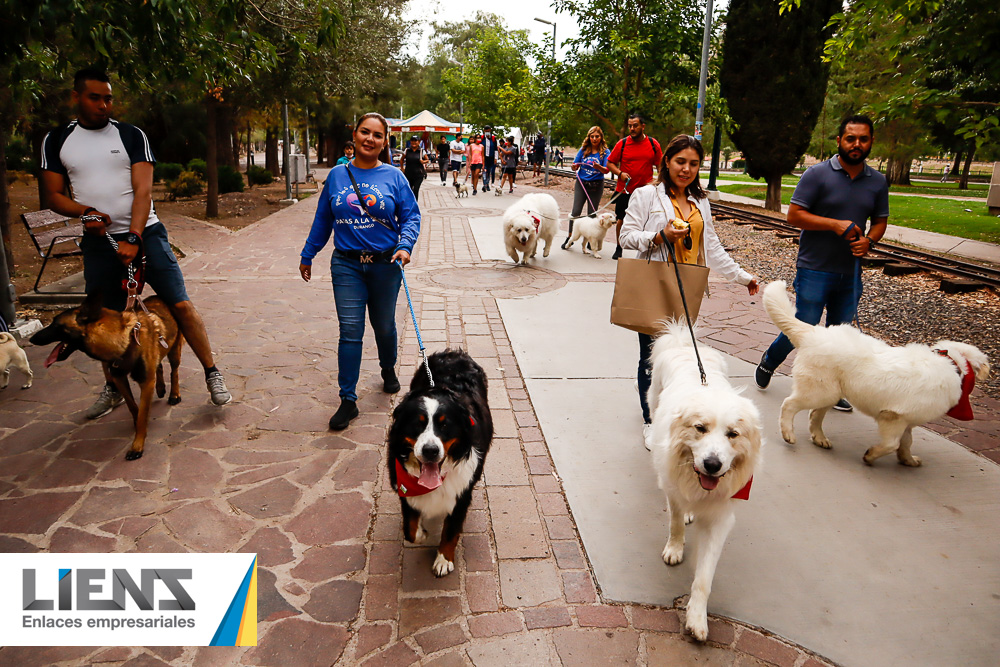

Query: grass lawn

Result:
[888,182,987,198]
[709,172,801,186]
[717,184,1000,244]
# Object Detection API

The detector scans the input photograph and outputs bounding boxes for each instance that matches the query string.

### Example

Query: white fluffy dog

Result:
[763,280,990,466]
[564,212,616,258]
[502,193,559,265]
[648,322,763,641]
[0,332,33,389]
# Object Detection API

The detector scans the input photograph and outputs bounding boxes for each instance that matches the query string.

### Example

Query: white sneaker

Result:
[642,424,653,451]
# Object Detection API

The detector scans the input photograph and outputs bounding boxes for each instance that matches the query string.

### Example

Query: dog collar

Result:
[935,350,975,420]
[732,476,753,501]
[524,210,541,232]
[394,459,444,497]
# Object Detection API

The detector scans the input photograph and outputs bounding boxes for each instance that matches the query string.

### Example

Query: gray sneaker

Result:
[206,370,232,406]
[85,383,124,419]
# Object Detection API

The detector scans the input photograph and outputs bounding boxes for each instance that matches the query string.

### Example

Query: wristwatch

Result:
[124,232,141,246]
[865,235,876,247]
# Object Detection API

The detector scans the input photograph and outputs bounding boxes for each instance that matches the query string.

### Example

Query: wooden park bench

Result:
[20,209,84,293]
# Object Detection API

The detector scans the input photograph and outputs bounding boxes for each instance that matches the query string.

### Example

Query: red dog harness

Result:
[524,210,541,232]
[732,476,753,501]
[936,350,975,421]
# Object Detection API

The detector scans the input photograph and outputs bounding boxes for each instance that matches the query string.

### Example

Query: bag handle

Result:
[345,164,397,233]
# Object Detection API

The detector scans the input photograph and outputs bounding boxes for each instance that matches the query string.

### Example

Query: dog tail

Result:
[0,332,14,345]
[763,281,814,348]
[652,319,694,351]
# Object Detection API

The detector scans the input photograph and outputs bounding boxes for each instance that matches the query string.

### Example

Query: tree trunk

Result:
[215,104,235,169]
[765,176,782,212]
[885,156,912,186]
[0,127,14,280]
[231,122,240,168]
[317,127,325,165]
[949,151,963,176]
[959,147,975,190]
[205,97,219,218]
[265,127,279,177]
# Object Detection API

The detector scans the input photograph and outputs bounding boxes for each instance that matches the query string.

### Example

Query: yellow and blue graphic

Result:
[209,556,257,646]
[347,191,378,215]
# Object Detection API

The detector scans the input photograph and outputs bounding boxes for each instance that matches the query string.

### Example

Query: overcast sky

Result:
[402,0,581,61]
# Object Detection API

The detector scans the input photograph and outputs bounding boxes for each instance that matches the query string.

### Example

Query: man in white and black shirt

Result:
[40,68,231,418]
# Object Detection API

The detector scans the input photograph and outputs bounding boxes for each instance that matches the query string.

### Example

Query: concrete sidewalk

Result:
[1,173,996,666]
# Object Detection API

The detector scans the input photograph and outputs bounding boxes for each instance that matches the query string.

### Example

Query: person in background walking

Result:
[754,115,888,413]
[466,133,485,195]
[620,134,758,450]
[607,113,662,260]
[299,112,421,431]
[532,132,546,177]
[400,134,429,201]
[497,136,519,194]
[563,126,611,249]
[449,133,465,186]
[482,126,498,191]
[436,135,450,185]
[336,141,355,166]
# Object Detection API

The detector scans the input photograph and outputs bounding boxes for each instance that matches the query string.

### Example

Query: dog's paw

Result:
[168,396,182,405]
[21,383,32,390]
[125,449,144,461]
[898,454,922,467]
[592,253,601,259]
[662,542,684,565]
[543,248,551,257]
[684,513,695,525]
[780,426,796,445]
[432,552,455,577]
[685,611,709,642]
[811,434,833,449]
[413,525,428,545]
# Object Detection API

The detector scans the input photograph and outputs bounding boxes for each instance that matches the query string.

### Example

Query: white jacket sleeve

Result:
[699,198,753,285]
[619,185,672,258]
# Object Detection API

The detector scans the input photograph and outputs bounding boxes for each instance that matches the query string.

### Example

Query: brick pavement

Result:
[1,175,848,666]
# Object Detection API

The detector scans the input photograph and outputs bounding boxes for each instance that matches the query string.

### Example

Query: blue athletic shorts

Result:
[80,222,189,311]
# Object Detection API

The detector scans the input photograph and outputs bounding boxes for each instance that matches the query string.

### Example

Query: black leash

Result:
[660,230,707,385]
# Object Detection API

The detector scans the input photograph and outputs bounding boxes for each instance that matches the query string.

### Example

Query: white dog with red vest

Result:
[763,280,989,466]
[647,321,763,641]
[502,193,559,265]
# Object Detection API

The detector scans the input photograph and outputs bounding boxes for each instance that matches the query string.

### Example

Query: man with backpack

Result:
[607,113,662,260]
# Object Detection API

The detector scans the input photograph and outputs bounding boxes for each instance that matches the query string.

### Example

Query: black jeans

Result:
[638,333,654,423]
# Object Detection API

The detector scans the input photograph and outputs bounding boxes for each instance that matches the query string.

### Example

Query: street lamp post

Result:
[448,58,465,134]
[534,17,556,187]
[694,0,714,142]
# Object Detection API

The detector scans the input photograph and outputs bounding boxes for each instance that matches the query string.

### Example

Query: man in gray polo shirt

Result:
[755,115,889,412]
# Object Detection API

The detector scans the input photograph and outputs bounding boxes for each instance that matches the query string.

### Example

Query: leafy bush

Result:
[4,135,37,172]
[218,165,244,194]
[731,159,746,169]
[247,165,274,187]
[186,158,207,179]
[154,162,184,183]
[167,171,204,199]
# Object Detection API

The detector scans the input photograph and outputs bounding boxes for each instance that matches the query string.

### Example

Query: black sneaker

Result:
[382,368,401,393]
[833,398,853,412]
[611,246,623,260]
[561,237,572,250]
[329,400,359,430]
[754,358,775,390]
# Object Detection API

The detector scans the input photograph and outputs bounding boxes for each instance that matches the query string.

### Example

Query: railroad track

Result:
[540,167,1000,291]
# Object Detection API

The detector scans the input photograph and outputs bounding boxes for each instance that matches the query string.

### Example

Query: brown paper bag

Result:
[610,257,710,335]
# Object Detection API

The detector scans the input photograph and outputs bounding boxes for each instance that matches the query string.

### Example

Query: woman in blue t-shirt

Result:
[299,112,421,430]
[563,126,610,249]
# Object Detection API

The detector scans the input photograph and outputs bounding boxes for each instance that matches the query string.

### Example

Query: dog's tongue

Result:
[699,473,720,491]
[418,461,443,490]
[44,343,64,369]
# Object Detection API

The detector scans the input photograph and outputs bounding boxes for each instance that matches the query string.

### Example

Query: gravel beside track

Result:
[713,212,1000,400]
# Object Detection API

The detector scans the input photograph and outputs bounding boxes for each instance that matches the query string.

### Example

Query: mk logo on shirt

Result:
[111,150,121,154]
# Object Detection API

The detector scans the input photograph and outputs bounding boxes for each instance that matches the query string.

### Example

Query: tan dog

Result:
[564,212,617,259]
[0,332,33,389]
[30,294,184,460]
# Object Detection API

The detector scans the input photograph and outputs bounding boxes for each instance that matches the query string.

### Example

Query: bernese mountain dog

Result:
[387,349,493,576]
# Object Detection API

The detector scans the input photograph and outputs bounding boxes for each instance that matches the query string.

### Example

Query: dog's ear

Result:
[76,291,105,325]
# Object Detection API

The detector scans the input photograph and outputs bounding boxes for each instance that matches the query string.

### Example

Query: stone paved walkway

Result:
[8,171,988,666]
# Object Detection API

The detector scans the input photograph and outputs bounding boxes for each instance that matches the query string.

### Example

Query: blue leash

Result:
[397,260,434,388]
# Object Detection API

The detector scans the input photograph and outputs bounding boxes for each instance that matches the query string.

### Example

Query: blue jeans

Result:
[638,333,655,423]
[330,253,402,402]
[762,266,862,370]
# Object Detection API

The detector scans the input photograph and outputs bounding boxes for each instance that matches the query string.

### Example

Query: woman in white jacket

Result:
[620,134,759,450]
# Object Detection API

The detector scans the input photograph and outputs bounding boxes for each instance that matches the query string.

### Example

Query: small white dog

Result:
[563,212,616,258]
[763,280,990,466]
[647,322,763,641]
[454,182,470,198]
[502,193,559,265]
[0,332,33,389]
